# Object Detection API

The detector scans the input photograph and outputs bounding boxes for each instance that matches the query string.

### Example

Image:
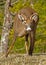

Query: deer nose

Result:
[26,26,31,32]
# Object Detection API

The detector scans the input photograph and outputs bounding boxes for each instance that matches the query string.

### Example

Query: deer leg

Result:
[25,34,29,54]
[28,30,35,56]
[28,21,37,56]
[5,32,17,57]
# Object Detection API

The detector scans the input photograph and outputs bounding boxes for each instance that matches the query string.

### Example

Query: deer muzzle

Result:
[26,26,31,31]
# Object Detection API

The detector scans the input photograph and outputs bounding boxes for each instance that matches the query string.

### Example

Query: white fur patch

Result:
[26,26,31,31]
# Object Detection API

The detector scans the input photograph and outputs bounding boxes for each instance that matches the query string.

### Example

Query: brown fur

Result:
[5,7,39,57]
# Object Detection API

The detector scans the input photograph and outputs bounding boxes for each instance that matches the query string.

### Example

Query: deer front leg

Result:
[25,34,29,55]
[28,22,37,55]
[5,32,17,57]
[28,16,38,55]
[28,30,35,56]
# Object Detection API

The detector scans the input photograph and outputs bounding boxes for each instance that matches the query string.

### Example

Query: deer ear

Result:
[18,14,24,21]
[30,13,38,22]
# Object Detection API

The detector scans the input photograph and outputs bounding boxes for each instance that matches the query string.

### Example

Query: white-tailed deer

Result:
[6,7,39,57]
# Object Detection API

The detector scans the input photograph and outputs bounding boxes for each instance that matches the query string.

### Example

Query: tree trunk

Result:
[0,0,12,54]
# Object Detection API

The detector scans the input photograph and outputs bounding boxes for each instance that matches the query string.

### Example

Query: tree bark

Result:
[0,0,12,54]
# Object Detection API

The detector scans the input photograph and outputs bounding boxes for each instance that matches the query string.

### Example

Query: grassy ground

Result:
[0,54,46,65]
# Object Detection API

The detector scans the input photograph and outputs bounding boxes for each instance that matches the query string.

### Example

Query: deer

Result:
[5,6,39,57]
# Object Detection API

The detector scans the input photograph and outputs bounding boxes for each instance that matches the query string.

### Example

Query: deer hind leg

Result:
[25,34,29,55]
